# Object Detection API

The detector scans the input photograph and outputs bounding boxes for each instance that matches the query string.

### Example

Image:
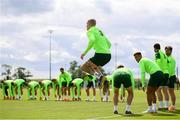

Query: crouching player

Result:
[70,78,84,101]
[52,79,61,100]
[112,65,135,115]
[13,79,25,100]
[83,74,97,101]
[1,80,15,100]
[27,81,39,100]
[101,75,112,102]
[39,80,52,100]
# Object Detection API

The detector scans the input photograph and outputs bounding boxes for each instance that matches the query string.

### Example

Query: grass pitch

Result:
[0,89,180,119]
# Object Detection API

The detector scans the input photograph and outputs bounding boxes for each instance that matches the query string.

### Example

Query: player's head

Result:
[117,65,124,69]
[153,43,161,53]
[165,46,173,56]
[134,52,142,63]
[60,68,64,73]
[87,19,96,30]
[52,79,57,83]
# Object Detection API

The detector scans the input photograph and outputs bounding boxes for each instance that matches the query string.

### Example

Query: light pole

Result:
[48,30,53,80]
[114,43,118,68]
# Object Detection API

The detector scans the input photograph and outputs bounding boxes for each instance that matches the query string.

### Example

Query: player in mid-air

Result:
[165,46,179,111]
[80,19,111,79]
[13,79,25,100]
[153,43,169,110]
[112,65,135,115]
[134,52,163,113]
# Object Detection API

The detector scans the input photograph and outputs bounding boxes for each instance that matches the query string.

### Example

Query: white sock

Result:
[103,96,106,101]
[93,96,96,100]
[159,101,163,108]
[148,106,152,110]
[114,105,118,111]
[87,96,90,100]
[126,105,131,111]
[164,101,169,108]
[108,96,110,101]
[152,103,156,111]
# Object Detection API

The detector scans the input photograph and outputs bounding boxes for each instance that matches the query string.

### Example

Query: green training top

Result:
[167,55,176,77]
[83,26,111,55]
[28,81,39,88]
[139,58,161,87]
[57,71,72,87]
[71,78,83,98]
[2,80,14,97]
[14,79,25,86]
[84,75,96,82]
[155,50,169,74]
[112,67,135,89]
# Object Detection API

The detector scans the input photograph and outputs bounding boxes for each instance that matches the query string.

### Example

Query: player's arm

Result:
[82,32,95,56]
[139,62,146,90]
[155,52,161,65]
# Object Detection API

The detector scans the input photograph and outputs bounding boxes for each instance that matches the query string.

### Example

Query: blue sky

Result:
[0,0,180,79]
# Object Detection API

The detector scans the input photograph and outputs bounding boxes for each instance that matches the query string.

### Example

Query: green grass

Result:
[0,89,180,119]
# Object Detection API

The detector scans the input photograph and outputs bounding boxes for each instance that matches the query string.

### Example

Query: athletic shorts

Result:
[62,81,67,87]
[103,80,110,89]
[160,73,169,86]
[113,74,132,88]
[89,53,111,66]
[87,81,96,88]
[168,75,176,88]
[148,71,163,87]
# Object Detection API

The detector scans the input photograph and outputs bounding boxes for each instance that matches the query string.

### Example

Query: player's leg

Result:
[156,87,163,110]
[113,87,119,114]
[168,76,176,110]
[162,74,169,110]
[126,87,133,114]
[92,81,96,101]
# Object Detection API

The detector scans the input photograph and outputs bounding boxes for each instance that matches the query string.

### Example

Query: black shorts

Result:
[87,81,95,88]
[160,73,169,86]
[103,80,110,89]
[168,75,176,88]
[62,82,67,87]
[89,53,111,66]
[113,74,132,88]
[148,71,163,87]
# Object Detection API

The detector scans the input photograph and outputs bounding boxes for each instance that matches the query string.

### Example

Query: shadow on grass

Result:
[152,113,176,116]
[122,114,143,117]
[168,109,180,114]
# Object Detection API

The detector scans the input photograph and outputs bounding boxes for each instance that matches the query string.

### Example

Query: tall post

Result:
[48,30,53,80]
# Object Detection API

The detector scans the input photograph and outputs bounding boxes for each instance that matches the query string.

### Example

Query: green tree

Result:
[1,64,12,80]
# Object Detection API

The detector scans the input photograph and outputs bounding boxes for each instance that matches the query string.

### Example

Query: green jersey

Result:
[139,58,161,87]
[28,81,39,98]
[39,80,52,97]
[71,78,83,98]
[112,67,135,89]
[2,80,14,97]
[155,50,169,74]
[13,79,25,96]
[83,26,111,55]
[167,55,176,77]
[28,81,39,88]
[84,75,96,82]
[57,71,72,87]
[14,79,25,86]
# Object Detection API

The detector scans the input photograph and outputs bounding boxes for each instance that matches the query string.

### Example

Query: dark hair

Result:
[165,46,173,51]
[154,43,161,49]
[87,19,96,26]
[60,68,64,71]
[133,52,142,56]
[117,65,124,69]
